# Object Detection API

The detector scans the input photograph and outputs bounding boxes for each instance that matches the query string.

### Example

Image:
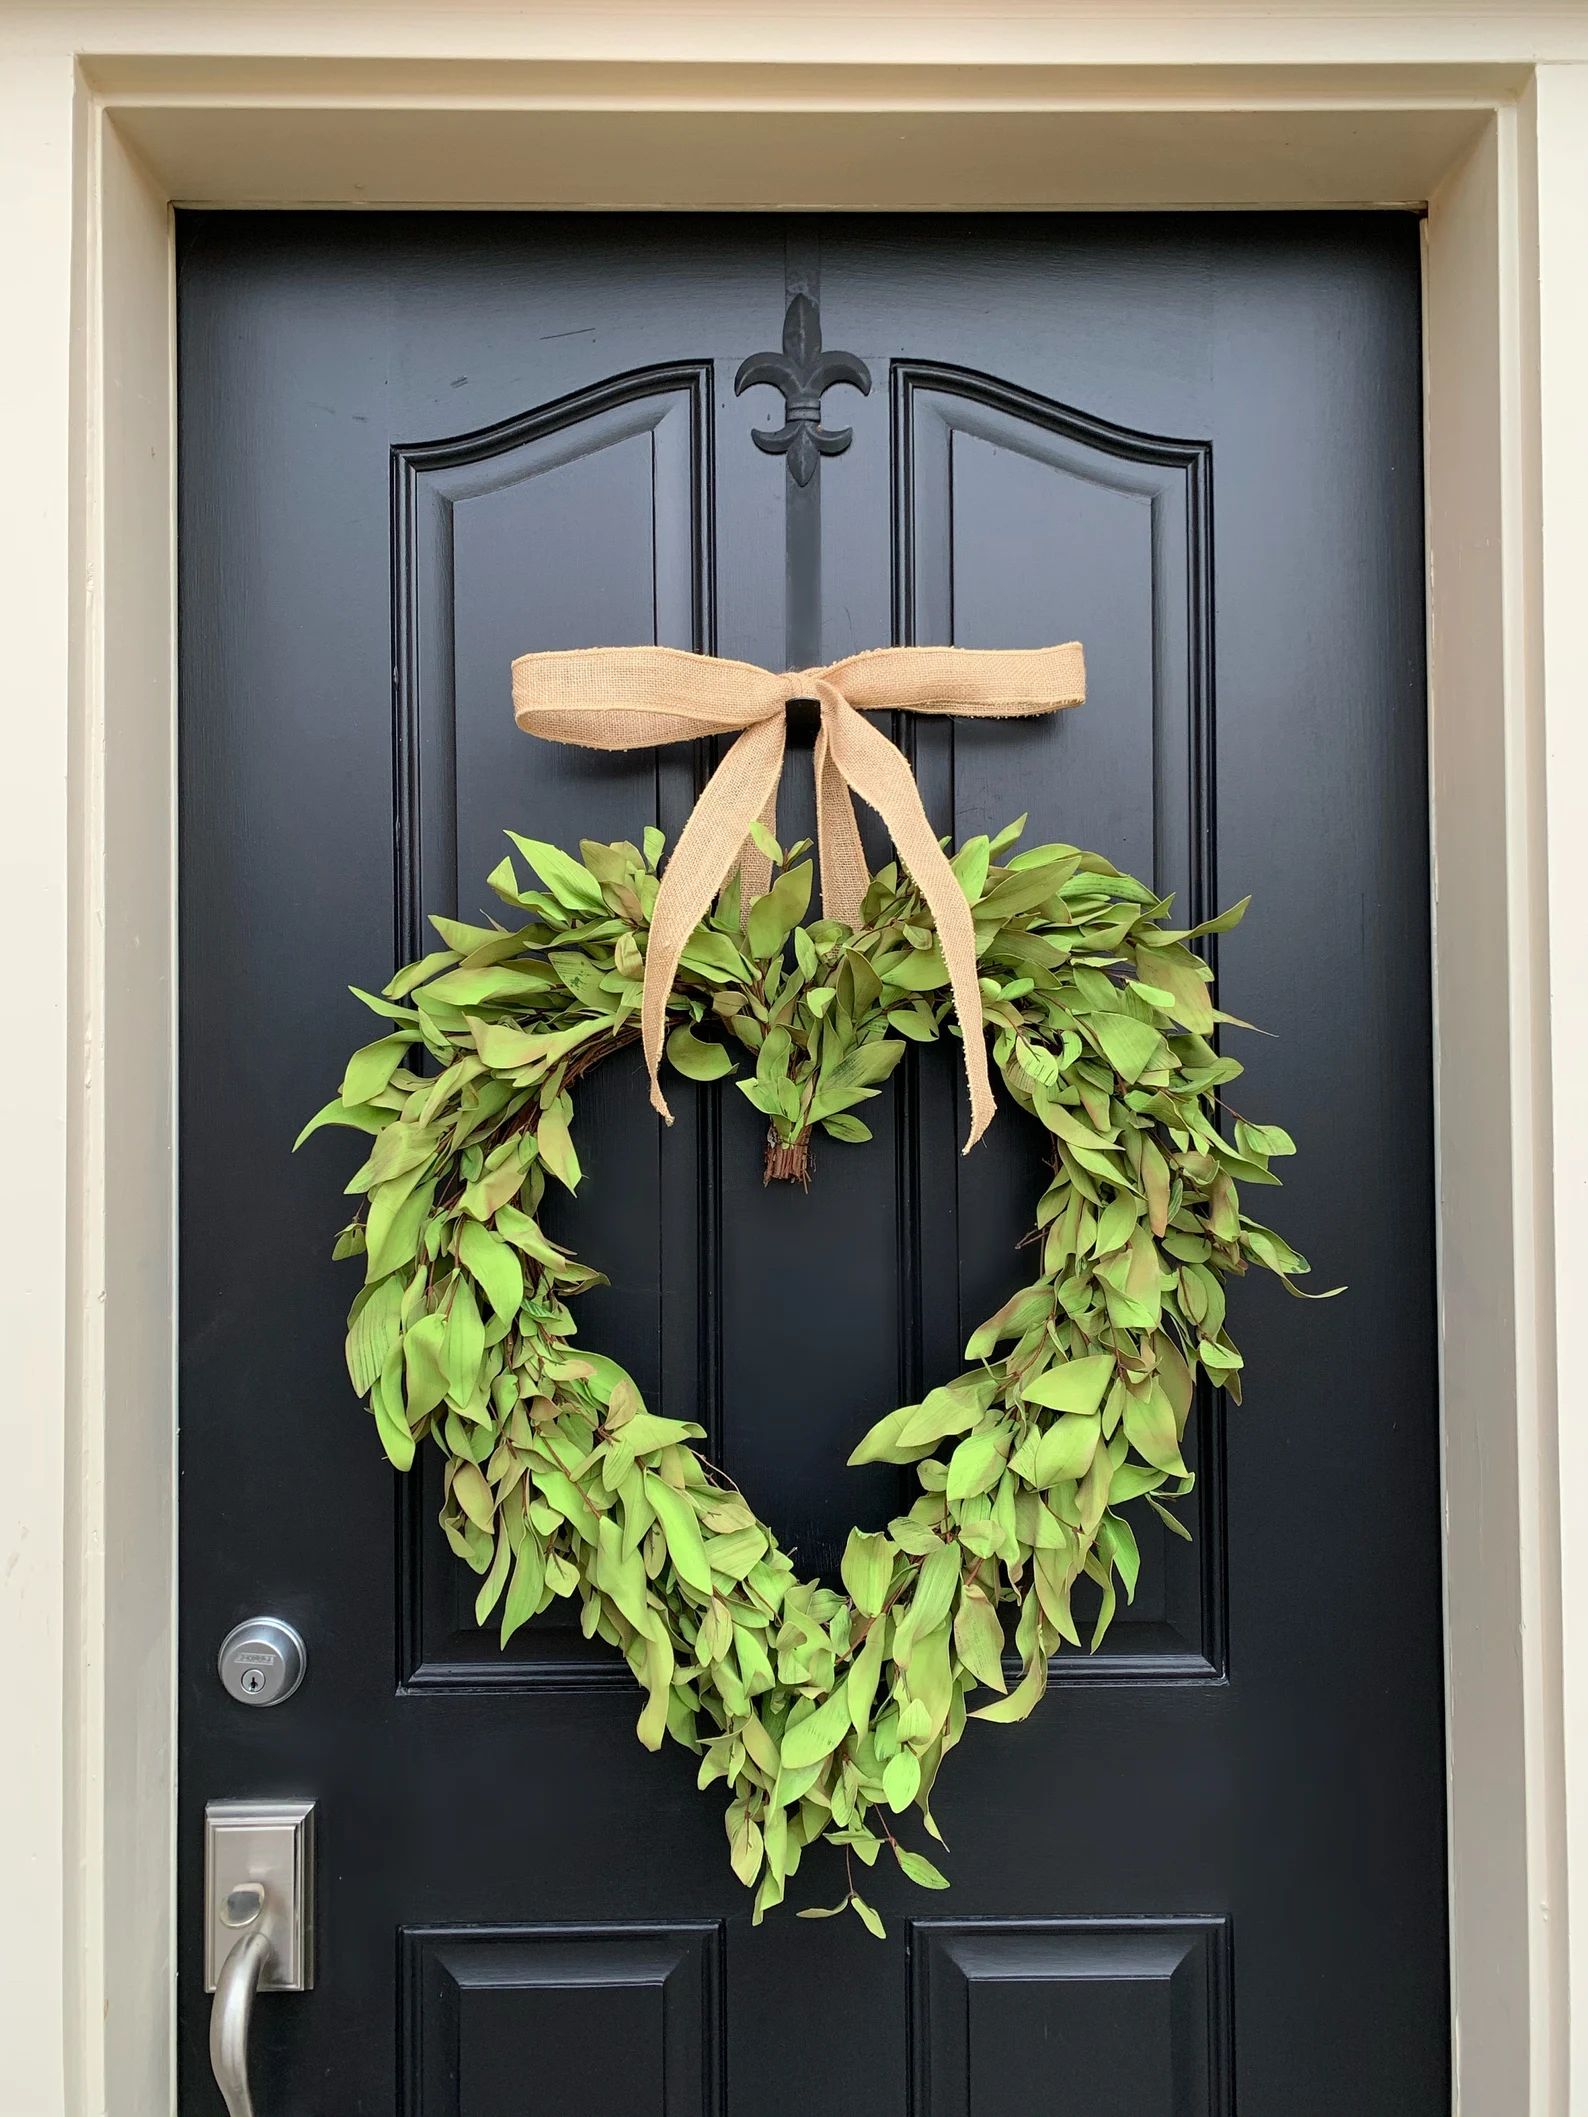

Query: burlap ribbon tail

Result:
[509,642,1086,1153]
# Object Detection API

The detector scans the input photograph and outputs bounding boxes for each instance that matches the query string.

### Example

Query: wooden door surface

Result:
[177,211,1445,2114]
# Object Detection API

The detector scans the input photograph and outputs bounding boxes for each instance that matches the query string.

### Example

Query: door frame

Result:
[4,13,1583,2114]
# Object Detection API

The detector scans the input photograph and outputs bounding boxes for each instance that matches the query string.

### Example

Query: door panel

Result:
[404,1925,724,2117]
[393,364,718,1689]
[911,1920,1230,2117]
[177,212,1444,2114]
[896,360,1219,1674]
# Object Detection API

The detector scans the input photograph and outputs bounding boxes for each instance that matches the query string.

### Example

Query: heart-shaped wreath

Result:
[300,819,1312,1934]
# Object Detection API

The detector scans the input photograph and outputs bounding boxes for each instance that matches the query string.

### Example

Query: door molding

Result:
[2,15,1578,2114]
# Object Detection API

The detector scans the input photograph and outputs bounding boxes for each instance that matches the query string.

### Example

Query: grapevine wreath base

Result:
[300,818,1314,1934]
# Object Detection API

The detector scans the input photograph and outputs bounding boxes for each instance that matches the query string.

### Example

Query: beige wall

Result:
[1,6,1584,2113]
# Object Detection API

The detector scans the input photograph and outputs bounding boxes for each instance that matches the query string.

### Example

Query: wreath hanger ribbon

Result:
[509,642,1087,1152]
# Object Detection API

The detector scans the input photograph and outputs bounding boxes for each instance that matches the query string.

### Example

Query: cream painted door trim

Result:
[0,14,1579,2114]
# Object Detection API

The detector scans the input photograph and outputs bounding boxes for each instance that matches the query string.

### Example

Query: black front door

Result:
[178,212,1445,2114]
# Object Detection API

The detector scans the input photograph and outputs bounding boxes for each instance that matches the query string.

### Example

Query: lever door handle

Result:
[204,1800,315,2115]
[209,1909,274,2117]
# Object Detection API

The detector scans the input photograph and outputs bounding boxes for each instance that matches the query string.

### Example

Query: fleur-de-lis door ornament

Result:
[735,291,872,488]
[736,287,872,670]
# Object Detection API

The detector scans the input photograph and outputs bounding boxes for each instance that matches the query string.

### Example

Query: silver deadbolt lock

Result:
[218,1616,307,1706]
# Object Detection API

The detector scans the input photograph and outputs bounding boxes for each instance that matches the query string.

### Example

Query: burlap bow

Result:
[510,642,1086,1152]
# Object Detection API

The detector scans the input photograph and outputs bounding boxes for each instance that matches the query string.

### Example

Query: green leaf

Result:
[851,1895,887,1940]
[820,1113,873,1143]
[371,1349,416,1471]
[1090,1012,1166,1084]
[1108,1461,1167,1504]
[621,1412,707,1454]
[402,1310,450,1419]
[644,1475,713,1597]
[1237,1119,1297,1159]
[385,947,459,999]
[1021,1354,1114,1417]
[474,1531,511,1626]
[846,1619,886,1729]
[679,928,748,982]
[295,1096,394,1147]
[422,964,557,1008]
[345,1274,403,1397]
[1098,1511,1141,1600]
[1197,1338,1244,1375]
[457,1220,524,1324]
[1031,1411,1101,1486]
[493,1202,572,1268]
[347,985,422,1027]
[746,861,813,959]
[537,1104,581,1192]
[965,1283,1054,1361]
[504,832,607,912]
[444,1277,485,1400]
[899,1377,996,1449]
[953,1587,1008,1693]
[906,1544,962,1643]
[945,1430,1006,1501]
[364,1177,435,1281]
[500,1537,546,1645]
[951,834,991,904]
[1147,1493,1195,1541]
[341,1034,414,1106]
[452,1459,494,1533]
[840,1529,894,1618]
[780,1685,854,1773]
[635,1629,674,1751]
[881,945,949,993]
[729,1810,764,1889]
[1134,941,1213,1032]
[882,1749,921,1812]
[885,1002,938,1042]
[847,1404,920,1466]
[972,1652,1049,1724]
[894,1847,951,1890]
[1122,1383,1188,1476]
[702,1525,768,1581]
[1176,894,1251,940]
[748,818,783,865]
[810,1038,905,1123]
[469,1018,604,1071]
[666,1024,734,1081]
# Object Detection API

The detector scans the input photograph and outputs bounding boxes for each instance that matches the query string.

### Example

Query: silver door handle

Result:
[204,1800,315,2115]
[210,1908,273,2117]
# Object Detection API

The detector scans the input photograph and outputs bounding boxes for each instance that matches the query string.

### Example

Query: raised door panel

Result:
[395,366,721,1687]
[895,365,1221,1676]
[911,1918,1231,2117]
[403,1924,723,2116]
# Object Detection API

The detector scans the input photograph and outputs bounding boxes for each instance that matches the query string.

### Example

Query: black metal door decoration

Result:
[735,289,871,487]
[735,273,870,669]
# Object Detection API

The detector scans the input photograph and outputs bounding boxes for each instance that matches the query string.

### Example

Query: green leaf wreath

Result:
[300,816,1316,1935]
